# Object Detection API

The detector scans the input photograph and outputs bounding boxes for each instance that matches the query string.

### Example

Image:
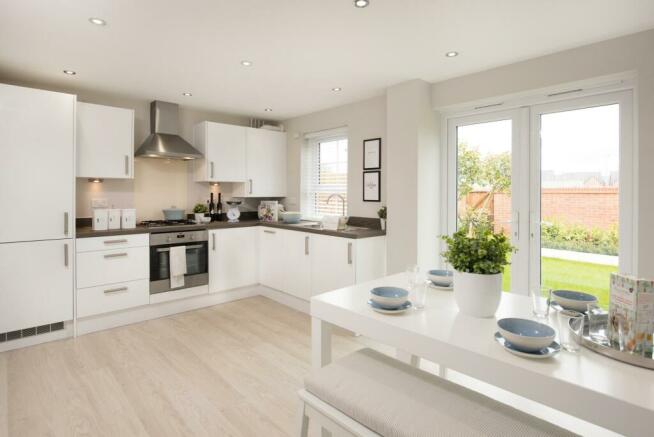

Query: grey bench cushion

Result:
[305,348,577,437]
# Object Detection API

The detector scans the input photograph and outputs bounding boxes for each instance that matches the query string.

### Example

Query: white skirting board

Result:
[259,286,310,314]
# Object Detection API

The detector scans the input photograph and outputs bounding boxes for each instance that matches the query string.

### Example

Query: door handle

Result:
[211,161,215,179]
[104,286,128,294]
[305,236,309,255]
[513,211,519,240]
[124,155,129,175]
[249,179,253,194]
[64,243,69,267]
[347,242,352,265]
[104,252,128,258]
[64,212,69,236]
[103,239,128,245]
[212,232,216,251]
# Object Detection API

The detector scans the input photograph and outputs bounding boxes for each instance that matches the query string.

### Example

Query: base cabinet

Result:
[0,240,73,333]
[258,227,284,290]
[310,234,356,296]
[282,230,312,299]
[209,227,258,292]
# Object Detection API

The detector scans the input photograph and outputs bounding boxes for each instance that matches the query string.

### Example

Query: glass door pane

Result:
[538,104,620,308]
[456,119,513,291]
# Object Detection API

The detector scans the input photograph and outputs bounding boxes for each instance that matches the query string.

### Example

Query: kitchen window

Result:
[301,129,348,219]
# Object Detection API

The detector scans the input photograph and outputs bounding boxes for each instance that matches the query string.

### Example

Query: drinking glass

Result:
[558,309,585,352]
[587,302,608,344]
[530,285,551,319]
[411,280,428,309]
[405,265,421,290]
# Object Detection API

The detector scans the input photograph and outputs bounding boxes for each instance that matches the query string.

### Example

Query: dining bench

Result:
[297,348,577,437]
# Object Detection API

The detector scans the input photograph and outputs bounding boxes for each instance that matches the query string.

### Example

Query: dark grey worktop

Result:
[76,218,385,240]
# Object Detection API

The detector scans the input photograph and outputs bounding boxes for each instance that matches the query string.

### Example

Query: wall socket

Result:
[91,198,109,208]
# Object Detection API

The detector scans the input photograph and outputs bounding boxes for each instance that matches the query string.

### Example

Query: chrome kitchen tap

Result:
[326,193,346,217]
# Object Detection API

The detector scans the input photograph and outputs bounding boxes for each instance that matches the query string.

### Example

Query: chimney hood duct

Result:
[135,101,203,159]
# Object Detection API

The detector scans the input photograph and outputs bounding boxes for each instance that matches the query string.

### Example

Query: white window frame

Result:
[301,127,349,221]
[441,77,636,294]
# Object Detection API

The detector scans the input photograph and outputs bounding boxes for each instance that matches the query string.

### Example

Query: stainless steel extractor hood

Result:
[135,101,203,159]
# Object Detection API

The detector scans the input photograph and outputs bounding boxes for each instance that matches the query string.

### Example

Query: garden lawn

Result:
[502,257,616,308]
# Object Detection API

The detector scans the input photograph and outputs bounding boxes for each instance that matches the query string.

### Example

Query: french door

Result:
[447,90,633,303]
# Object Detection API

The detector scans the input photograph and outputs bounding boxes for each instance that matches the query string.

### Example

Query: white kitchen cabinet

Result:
[193,121,246,182]
[76,102,134,179]
[0,83,75,243]
[76,246,150,289]
[281,230,312,299]
[233,128,287,197]
[258,227,284,290]
[209,227,258,292]
[0,240,73,333]
[310,234,356,296]
[77,279,149,318]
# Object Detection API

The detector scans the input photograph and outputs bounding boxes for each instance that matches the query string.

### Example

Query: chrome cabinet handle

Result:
[156,244,204,253]
[104,286,128,294]
[264,229,276,234]
[211,161,215,179]
[103,239,128,245]
[347,242,352,265]
[104,252,128,258]
[212,233,216,251]
[124,155,129,175]
[64,212,69,236]
[64,243,69,267]
[249,179,253,194]
[305,236,309,255]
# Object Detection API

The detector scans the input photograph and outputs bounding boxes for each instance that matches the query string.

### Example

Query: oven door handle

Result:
[156,244,205,252]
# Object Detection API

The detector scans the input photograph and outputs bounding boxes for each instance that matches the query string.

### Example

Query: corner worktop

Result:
[76,219,386,240]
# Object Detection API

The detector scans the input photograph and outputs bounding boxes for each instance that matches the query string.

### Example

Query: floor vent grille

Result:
[0,322,64,343]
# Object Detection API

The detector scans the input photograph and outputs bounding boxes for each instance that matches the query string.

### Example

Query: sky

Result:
[457,104,620,178]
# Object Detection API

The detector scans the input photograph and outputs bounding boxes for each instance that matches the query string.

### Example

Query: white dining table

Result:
[310,273,654,437]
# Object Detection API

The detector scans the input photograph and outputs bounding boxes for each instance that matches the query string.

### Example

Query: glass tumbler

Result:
[530,286,551,319]
[558,309,585,352]
[587,303,608,344]
[411,280,428,309]
[405,265,421,290]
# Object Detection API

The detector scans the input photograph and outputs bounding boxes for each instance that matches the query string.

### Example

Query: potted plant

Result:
[377,206,387,230]
[193,203,208,223]
[441,215,513,318]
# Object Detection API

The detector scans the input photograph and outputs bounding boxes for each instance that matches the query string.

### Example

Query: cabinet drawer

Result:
[76,233,149,253]
[76,247,149,288]
[77,279,149,318]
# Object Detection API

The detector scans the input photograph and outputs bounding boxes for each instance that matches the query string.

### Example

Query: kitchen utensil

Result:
[552,290,597,312]
[281,211,302,224]
[497,318,556,352]
[530,286,551,319]
[494,332,560,359]
[427,269,453,287]
[163,207,185,221]
[558,310,585,352]
[107,209,121,230]
[368,300,412,314]
[92,208,108,231]
[370,287,409,308]
[121,209,136,229]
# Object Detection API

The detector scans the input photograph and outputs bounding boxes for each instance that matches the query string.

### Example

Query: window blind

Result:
[301,134,348,219]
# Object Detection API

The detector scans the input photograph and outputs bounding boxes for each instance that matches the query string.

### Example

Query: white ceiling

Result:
[1,0,653,119]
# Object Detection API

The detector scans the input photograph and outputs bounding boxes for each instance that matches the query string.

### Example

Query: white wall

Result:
[283,95,386,218]
[430,28,654,278]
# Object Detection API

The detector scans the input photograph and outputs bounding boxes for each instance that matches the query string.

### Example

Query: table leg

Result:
[312,317,332,369]
[396,349,420,367]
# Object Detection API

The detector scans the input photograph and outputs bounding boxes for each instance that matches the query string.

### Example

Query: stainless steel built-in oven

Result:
[149,229,209,294]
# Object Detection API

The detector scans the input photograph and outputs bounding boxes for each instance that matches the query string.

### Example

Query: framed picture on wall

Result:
[363,171,381,202]
[363,138,382,170]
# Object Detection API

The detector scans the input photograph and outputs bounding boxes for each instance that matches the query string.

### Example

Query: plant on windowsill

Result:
[193,203,209,223]
[441,213,513,318]
[377,206,387,230]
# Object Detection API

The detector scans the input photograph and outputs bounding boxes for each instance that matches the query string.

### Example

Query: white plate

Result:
[494,332,560,359]
[368,300,412,314]
[428,281,453,291]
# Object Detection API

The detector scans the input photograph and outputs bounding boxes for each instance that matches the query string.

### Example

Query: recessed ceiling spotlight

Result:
[182,92,192,96]
[63,70,76,75]
[264,108,273,112]
[88,17,106,26]
[241,60,253,67]
[445,51,459,57]
[354,0,370,8]
[331,87,342,92]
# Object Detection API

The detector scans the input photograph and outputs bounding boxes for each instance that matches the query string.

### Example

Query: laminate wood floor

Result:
[0,296,363,437]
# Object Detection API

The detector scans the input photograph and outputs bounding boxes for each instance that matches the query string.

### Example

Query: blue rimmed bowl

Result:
[497,318,556,353]
[370,287,409,309]
[427,269,453,287]
[552,289,597,312]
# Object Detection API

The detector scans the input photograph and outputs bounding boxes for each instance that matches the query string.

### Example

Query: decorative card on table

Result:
[608,273,654,353]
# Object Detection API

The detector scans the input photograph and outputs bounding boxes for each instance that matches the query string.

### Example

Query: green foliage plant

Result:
[442,220,513,275]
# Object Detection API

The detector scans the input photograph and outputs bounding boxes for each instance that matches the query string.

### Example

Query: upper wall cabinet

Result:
[232,127,287,197]
[76,102,134,179]
[193,121,246,183]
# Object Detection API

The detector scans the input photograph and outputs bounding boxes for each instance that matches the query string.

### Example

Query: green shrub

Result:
[441,221,513,275]
[541,220,618,256]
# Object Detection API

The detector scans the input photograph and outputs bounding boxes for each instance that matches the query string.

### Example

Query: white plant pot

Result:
[380,218,386,230]
[453,270,502,318]
[194,213,205,222]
